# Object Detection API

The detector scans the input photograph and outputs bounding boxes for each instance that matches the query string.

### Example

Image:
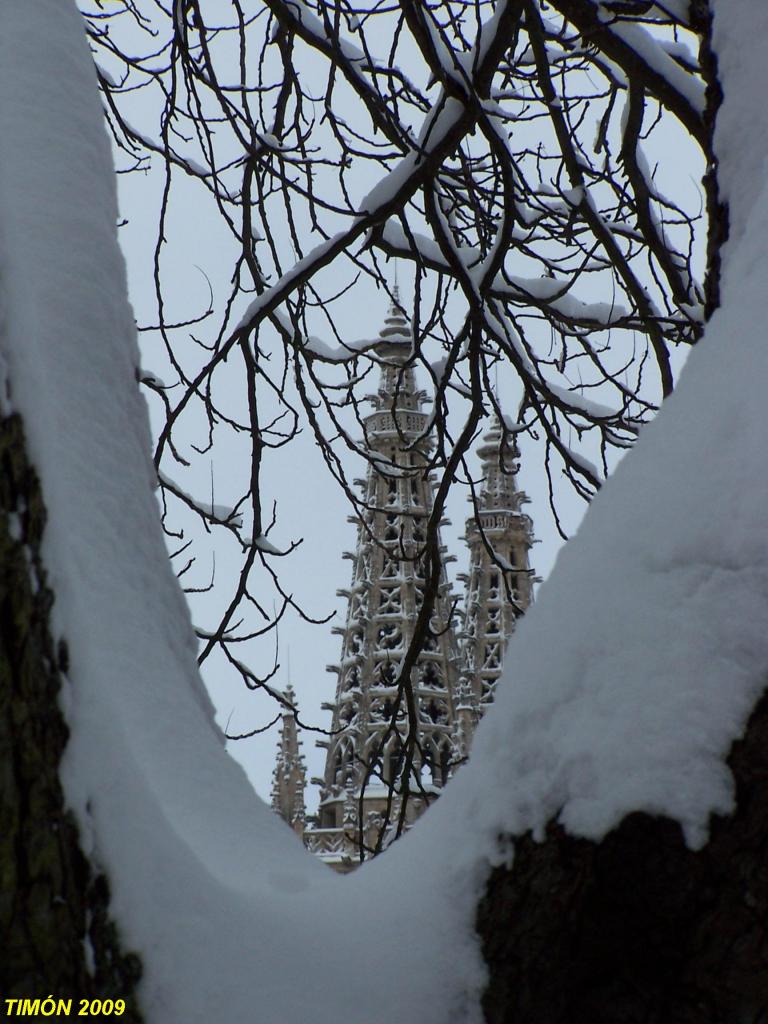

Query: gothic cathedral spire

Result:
[306,300,462,870]
[272,299,537,869]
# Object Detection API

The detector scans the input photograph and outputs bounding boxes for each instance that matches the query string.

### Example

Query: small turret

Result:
[455,417,534,754]
[270,684,307,838]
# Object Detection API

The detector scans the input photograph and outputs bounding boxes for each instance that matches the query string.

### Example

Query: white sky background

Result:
[104,2,705,810]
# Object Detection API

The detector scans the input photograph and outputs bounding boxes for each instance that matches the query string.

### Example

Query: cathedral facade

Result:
[271,301,534,870]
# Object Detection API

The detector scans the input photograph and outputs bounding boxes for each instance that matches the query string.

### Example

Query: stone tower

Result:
[270,684,307,838]
[454,418,534,756]
[305,300,462,871]
[270,301,538,866]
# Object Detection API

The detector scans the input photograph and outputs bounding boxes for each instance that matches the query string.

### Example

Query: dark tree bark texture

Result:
[477,690,768,1023]
[0,414,142,1013]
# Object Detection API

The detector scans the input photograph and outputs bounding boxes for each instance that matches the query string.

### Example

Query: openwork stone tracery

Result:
[274,303,535,869]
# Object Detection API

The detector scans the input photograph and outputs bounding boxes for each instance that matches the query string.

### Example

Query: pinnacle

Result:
[376,289,412,354]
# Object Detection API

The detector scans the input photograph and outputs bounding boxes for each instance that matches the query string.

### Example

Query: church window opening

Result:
[382,556,399,579]
[422,698,446,724]
[375,663,397,689]
[420,661,442,689]
[334,739,356,784]
[378,587,402,614]
[377,624,402,651]
[483,642,501,670]
[319,806,337,830]
[481,679,496,703]
[420,745,434,781]
[364,740,385,782]
[422,629,438,652]
[384,514,399,542]
[343,667,360,692]
[386,736,405,785]
[348,632,364,656]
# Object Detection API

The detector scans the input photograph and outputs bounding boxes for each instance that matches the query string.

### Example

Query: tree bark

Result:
[0,413,142,1013]
[477,689,768,1023]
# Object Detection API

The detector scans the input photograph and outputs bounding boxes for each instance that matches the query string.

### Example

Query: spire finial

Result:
[390,261,401,313]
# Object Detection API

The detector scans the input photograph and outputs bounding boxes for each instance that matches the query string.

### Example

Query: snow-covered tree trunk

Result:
[0,414,142,1012]
[471,3,768,1017]
[477,691,768,1022]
